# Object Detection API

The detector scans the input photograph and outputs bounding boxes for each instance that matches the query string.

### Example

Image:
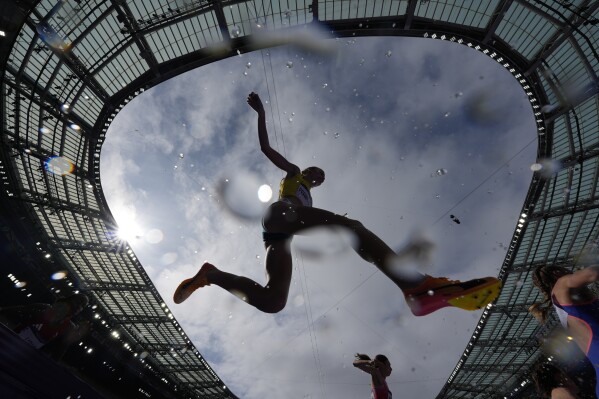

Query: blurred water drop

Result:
[322,83,328,88]
[179,153,184,159]
[294,227,357,260]
[385,50,392,57]
[218,171,268,220]
[530,158,562,178]
[246,62,251,68]
[444,112,451,117]
[232,26,241,37]
[145,229,164,244]
[51,271,68,280]
[45,156,74,176]
[541,104,558,113]
[334,132,340,139]
[454,92,463,98]
[293,295,305,307]
[286,61,293,68]
[325,107,330,112]
[161,252,178,265]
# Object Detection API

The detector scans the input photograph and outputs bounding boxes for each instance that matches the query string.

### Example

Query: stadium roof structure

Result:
[0,0,597,398]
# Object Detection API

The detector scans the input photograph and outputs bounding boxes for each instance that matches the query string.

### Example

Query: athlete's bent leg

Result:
[263,203,419,289]
[174,240,292,314]
[263,202,502,316]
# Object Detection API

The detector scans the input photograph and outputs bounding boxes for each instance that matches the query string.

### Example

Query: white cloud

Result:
[102,35,537,398]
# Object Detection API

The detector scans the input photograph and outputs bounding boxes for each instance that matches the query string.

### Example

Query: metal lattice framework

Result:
[1,0,598,398]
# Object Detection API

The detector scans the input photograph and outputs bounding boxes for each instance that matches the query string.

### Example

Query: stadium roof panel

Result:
[1,0,598,398]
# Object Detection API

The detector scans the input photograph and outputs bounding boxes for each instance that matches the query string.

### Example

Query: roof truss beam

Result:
[83,280,151,292]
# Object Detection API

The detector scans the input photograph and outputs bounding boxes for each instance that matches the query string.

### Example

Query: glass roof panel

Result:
[145,12,221,64]
[319,0,408,21]
[575,96,599,150]
[551,115,572,160]
[414,0,499,28]
[93,44,148,96]
[74,11,128,72]
[495,2,559,60]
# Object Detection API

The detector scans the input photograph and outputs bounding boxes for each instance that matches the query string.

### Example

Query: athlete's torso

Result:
[371,381,392,399]
[279,173,312,207]
[15,304,72,347]
[552,295,599,398]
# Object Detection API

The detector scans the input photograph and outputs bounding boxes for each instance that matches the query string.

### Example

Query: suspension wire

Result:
[304,274,437,375]
[267,48,288,158]
[431,135,537,227]
[297,251,327,398]
[260,50,283,154]
[250,6,326,395]
[248,270,379,372]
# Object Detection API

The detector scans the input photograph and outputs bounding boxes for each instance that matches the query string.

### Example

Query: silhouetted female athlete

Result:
[353,353,393,399]
[174,92,501,316]
[531,265,599,398]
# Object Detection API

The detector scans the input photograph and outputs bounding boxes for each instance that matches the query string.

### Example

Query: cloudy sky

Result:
[101,33,537,399]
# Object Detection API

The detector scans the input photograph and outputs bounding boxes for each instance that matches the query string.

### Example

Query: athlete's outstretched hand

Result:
[247,92,265,114]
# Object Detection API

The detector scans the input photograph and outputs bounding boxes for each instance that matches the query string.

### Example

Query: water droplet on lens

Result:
[286,61,293,68]
[385,50,392,57]
[334,132,340,139]
[427,290,434,296]
[179,153,184,159]
[246,62,251,68]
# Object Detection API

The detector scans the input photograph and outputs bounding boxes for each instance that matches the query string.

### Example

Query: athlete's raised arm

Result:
[557,264,599,290]
[247,92,300,176]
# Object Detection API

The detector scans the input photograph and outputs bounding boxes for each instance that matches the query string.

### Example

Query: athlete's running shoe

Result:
[173,262,217,304]
[404,275,502,316]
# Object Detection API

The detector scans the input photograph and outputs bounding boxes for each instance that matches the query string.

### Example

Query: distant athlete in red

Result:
[174,92,502,316]
[354,353,393,399]
[0,294,90,360]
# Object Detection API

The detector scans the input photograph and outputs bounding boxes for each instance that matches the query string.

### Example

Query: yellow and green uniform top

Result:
[279,173,313,207]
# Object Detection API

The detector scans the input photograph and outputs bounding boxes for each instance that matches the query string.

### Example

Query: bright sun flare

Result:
[115,212,143,241]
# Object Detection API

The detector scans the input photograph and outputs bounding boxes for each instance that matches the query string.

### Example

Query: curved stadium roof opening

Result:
[0,1,598,398]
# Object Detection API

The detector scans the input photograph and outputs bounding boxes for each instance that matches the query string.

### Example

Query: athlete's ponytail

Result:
[530,265,572,323]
